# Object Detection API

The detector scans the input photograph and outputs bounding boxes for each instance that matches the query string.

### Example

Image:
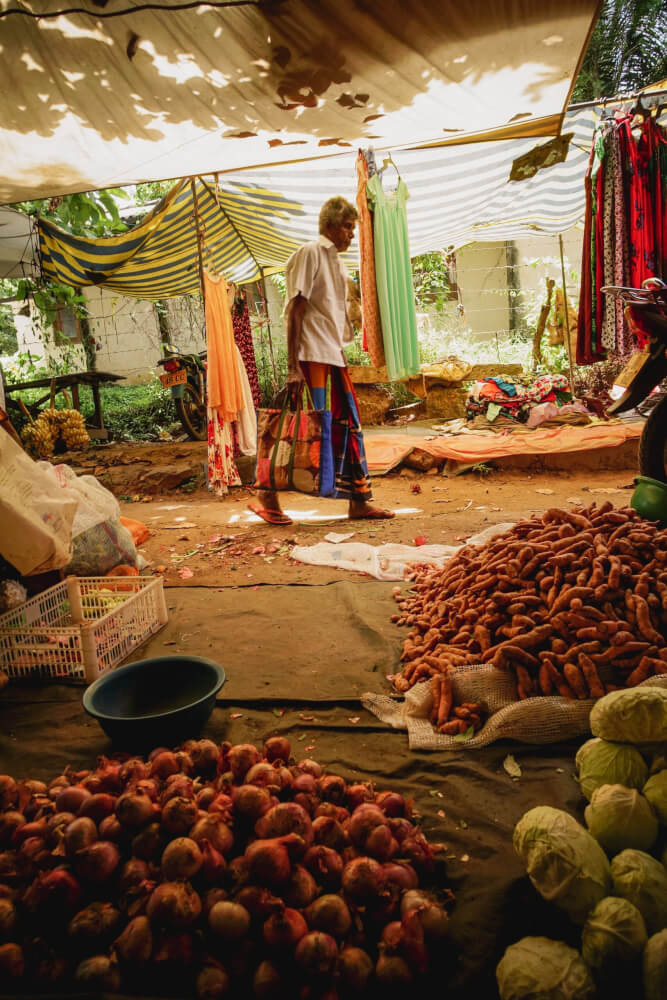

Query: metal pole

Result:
[259,267,278,388]
[559,233,577,395]
[190,178,206,304]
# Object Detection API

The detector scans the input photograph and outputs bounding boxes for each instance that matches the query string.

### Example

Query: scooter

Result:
[604,278,667,482]
[156,344,207,441]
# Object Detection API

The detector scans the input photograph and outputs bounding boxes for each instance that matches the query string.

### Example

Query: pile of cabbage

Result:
[497,686,667,1000]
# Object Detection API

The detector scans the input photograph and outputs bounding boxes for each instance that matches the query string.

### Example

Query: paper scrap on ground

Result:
[324,531,355,543]
[291,523,515,581]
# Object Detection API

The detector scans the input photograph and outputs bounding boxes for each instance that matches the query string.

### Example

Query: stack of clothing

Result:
[465,373,572,426]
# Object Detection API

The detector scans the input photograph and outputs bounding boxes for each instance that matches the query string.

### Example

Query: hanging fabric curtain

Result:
[577,110,667,365]
[366,170,420,381]
[355,151,385,368]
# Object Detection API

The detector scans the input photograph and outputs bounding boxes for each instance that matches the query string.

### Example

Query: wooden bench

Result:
[4,371,124,440]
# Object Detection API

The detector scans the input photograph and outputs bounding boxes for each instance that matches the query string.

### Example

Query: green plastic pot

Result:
[631,475,667,526]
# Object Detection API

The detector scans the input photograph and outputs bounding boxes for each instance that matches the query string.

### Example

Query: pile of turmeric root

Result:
[390,503,667,736]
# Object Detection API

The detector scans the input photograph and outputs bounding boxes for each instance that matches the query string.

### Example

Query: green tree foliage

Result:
[572,0,667,101]
[412,252,451,312]
[14,188,129,238]
[135,181,174,206]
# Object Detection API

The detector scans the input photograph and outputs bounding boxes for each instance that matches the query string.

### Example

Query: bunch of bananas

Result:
[21,409,90,458]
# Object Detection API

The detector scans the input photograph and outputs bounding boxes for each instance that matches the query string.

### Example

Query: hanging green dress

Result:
[366,173,420,381]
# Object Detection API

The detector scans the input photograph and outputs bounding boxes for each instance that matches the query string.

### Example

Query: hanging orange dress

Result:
[355,152,385,368]
[204,271,243,496]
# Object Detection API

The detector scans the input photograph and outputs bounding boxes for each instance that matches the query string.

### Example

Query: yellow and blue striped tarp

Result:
[38,106,601,299]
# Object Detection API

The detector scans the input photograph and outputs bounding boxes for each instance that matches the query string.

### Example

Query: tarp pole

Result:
[191,178,206,303]
[559,233,577,395]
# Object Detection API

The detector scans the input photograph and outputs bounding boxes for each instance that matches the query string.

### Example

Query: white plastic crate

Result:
[0,576,168,683]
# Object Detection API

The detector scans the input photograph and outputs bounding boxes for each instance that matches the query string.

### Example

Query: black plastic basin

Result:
[82,655,226,749]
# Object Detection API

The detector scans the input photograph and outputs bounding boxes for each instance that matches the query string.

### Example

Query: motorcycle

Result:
[605,278,667,481]
[156,344,207,441]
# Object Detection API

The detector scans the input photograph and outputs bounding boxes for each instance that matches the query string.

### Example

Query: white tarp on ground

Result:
[0,0,600,203]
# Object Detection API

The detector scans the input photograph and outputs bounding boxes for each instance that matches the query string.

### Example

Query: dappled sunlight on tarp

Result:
[0,0,599,202]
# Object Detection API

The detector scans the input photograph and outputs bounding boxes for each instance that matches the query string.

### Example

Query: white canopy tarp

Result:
[0,205,39,279]
[0,0,600,203]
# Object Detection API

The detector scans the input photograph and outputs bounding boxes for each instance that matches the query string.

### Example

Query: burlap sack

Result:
[362,670,667,751]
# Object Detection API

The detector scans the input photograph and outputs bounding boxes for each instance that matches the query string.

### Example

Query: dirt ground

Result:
[119,464,637,588]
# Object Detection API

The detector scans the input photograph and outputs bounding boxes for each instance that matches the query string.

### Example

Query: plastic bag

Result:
[0,432,77,575]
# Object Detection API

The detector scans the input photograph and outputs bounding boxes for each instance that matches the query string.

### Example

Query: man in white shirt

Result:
[250,197,394,525]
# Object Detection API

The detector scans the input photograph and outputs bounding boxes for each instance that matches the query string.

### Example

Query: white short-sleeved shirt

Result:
[285,235,354,367]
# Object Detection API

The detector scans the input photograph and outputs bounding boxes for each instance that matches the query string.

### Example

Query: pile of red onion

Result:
[0,738,452,997]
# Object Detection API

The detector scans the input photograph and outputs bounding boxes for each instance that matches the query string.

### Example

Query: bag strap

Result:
[268,392,292,491]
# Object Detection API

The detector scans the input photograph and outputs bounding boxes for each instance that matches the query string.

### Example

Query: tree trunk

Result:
[532,278,555,370]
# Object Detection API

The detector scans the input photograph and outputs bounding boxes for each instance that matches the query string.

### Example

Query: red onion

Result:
[202,887,228,915]
[255,802,312,848]
[115,790,155,829]
[319,775,346,804]
[0,776,18,811]
[245,762,279,790]
[293,793,319,817]
[388,817,414,843]
[189,739,220,776]
[306,894,352,938]
[11,818,47,846]
[383,862,418,891]
[32,942,67,986]
[76,840,120,882]
[67,901,120,946]
[162,796,198,836]
[135,778,159,801]
[154,931,194,965]
[252,959,281,999]
[272,765,293,791]
[0,897,16,937]
[342,856,385,901]
[80,774,103,794]
[0,811,25,847]
[196,964,230,999]
[263,906,307,948]
[119,757,149,786]
[196,787,217,810]
[23,868,81,913]
[263,737,291,763]
[161,837,202,880]
[0,942,23,979]
[148,746,169,760]
[228,744,261,782]
[292,773,318,796]
[75,954,121,990]
[346,804,386,848]
[303,845,343,890]
[174,750,195,775]
[245,837,296,887]
[160,775,194,805]
[98,814,123,842]
[0,851,18,881]
[345,783,374,809]
[294,931,337,975]
[283,864,317,909]
[235,886,283,920]
[400,908,428,973]
[92,757,123,793]
[190,814,233,856]
[208,794,234,820]
[209,900,251,940]
[296,759,322,778]
[45,811,74,845]
[114,914,153,962]
[227,855,249,889]
[146,881,202,927]
[78,792,116,824]
[376,953,412,985]
[365,824,398,862]
[22,794,54,821]
[18,835,48,866]
[150,751,179,780]
[55,785,91,814]
[120,857,151,894]
[64,816,98,856]
[232,784,272,821]
[397,831,434,872]
[312,816,347,852]
[48,775,69,796]
[132,821,163,860]
[376,791,410,818]
[381,920,404,952]
[338,947,374,991]
[200,838,226,882]
[18,778,47,800]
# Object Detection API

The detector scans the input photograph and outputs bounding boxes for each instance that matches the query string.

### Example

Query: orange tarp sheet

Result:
[364,422,643,473]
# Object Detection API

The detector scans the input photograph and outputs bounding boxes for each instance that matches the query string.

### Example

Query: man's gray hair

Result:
[319,196,358,233]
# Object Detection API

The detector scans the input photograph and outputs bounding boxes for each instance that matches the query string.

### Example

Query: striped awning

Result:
[38,104,598,298]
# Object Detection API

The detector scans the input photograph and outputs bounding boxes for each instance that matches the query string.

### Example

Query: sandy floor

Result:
[122,465,637,588]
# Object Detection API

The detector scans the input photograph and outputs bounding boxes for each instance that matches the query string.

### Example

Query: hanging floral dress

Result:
[204,271,243,496]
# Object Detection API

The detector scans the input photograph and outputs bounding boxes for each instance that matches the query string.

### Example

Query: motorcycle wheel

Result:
[639,392,667,483]
[175,383,207,441]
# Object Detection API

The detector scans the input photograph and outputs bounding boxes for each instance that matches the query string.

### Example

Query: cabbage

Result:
[513,806,611,924]
[496,937,595,1000]
[643,929,667,1000]
[584,785,658,855]
[589,687,667,745]
[581,896,647,969]
[611,849,667,935]
[575,738,648,801]
[642,770,667,825]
